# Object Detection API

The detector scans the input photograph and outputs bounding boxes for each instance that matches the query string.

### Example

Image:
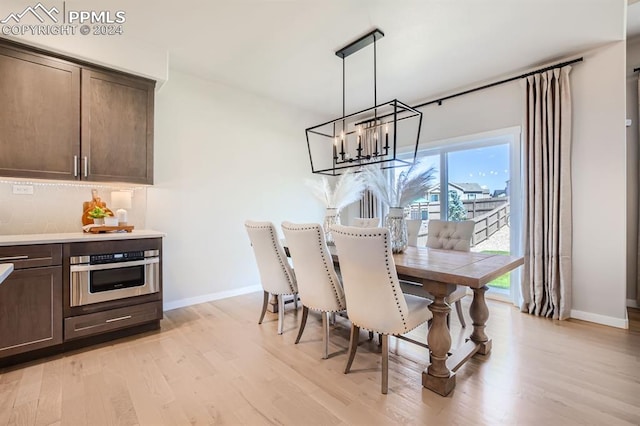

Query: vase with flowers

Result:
[306,169,366,245]
[361,161,436,253]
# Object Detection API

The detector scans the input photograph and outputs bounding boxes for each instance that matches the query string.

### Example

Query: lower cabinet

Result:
[64,301,162,341]
[0,238,162,364]
[0,266,63,358]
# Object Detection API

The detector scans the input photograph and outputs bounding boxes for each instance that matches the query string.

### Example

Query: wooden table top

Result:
[329,245,524,289]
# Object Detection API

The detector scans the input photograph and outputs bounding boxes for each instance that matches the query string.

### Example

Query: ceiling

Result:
[2,1,629,117]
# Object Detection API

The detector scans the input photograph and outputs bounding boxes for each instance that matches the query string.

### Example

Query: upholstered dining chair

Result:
[245,220,298,335]
[353,217,379,227]
[281,222,346,359]
[410,219,475,328]
[406,219,423,247]
[331,225,433,394]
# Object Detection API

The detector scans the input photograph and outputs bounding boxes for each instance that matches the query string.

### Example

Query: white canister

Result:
[104,216,119,226]
[116,208,128,225]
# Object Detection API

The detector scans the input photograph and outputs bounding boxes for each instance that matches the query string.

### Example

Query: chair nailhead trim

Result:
[332,227,407,330]
[281,223,346,311]
[246,222,296,294]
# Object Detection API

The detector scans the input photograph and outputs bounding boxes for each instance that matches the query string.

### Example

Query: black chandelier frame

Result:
[305,29,423,176]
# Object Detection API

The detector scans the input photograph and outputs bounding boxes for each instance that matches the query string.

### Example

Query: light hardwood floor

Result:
[1,292,639,425]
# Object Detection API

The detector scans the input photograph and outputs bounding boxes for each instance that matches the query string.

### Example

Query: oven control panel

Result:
[90,251,145,264]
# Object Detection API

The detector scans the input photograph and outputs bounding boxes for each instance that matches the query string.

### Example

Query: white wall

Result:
[393,42,628,327]
[571,42,627,327]
[416,82,522,145]
[147,70,324,309]
[626,36,640,304]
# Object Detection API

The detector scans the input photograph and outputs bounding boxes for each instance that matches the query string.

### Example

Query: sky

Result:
[418,143,510,193]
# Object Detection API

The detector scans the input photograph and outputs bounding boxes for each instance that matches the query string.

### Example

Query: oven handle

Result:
[70,257,159,272]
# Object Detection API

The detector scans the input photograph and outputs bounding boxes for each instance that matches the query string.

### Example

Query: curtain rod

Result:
[412,57,583,109]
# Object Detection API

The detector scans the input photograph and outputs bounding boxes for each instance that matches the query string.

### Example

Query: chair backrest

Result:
[406,219,422,247]
[244,220,297,295]
[331,225,410,335]
[353,217,380,227]
[281,222,345,312]
[426,219,475,252]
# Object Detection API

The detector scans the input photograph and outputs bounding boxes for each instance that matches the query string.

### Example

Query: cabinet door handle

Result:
[0,255,28,262]
[73,155,78,177]
[83,156,88,177]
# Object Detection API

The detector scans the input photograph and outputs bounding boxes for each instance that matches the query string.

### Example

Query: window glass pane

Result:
[447,145,511,292]
[402,136,517,296]
[402,153,440,221]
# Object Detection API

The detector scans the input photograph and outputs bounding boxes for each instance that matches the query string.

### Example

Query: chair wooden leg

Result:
[344,324,360,374]
[258,291,269,324]
[277,295,285,335]
[295,305,309,344]
[293,294,298,310]
[381,334,389,394]
[368,331,374,340]
[455,300,466,328]
[330,312,336,325]
[322,312,330,359]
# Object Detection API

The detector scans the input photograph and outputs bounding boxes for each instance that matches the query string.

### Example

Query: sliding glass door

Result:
[406,128,522,301]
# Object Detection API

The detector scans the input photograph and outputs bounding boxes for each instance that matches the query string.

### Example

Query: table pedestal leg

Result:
[422,292,455,396]
[470,285,492,355]
[268,294,279,313]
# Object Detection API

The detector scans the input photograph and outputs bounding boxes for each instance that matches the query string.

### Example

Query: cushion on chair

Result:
[403,294,433,331]
[404,219,474,305]
[426,220,475,252]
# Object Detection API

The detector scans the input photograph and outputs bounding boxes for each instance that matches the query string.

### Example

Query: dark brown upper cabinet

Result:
[0,44,80,181]
[0,40,155,184]
[81,69,154,184]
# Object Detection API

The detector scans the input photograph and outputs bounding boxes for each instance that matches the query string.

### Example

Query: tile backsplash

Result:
[0,180,147,235]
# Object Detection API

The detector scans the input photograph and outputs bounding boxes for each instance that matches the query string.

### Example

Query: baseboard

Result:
[570,309,628,329]
[163,285,262,312]
[627,299,639,309]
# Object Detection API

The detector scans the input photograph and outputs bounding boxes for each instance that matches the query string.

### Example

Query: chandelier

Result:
[305,29,423,175]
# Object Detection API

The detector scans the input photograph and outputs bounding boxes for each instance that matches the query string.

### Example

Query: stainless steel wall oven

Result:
[64,238,163,341]
[70,249,159,307]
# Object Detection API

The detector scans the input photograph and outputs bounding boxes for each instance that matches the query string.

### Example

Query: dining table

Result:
[328,244,524,396]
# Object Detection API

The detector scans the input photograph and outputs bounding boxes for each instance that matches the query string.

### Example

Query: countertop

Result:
[0,263,13,284]
[0,229,165,246]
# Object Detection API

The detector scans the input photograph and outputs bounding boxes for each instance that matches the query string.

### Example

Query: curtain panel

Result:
[521,66,573,320]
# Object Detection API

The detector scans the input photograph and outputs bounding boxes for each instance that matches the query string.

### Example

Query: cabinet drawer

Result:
[64,301,162,341]
[0,244,62,269]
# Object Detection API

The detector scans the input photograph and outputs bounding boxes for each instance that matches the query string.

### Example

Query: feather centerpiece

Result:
[361,161,437,208]
[360,161,436,253]
[305,169,367,210]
